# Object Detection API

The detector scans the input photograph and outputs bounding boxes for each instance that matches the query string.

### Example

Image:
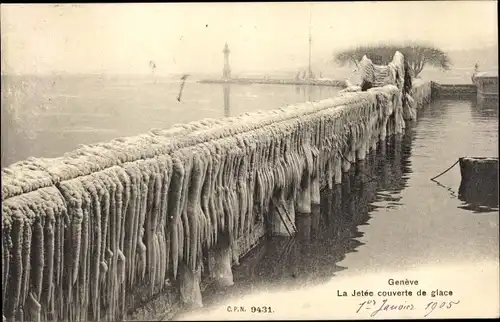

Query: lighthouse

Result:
[223,42,231,80]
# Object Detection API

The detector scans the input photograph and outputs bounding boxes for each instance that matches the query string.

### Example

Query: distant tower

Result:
[223,42,231,80]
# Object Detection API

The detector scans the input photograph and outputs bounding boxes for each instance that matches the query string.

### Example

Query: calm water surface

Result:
[1,75,340,167]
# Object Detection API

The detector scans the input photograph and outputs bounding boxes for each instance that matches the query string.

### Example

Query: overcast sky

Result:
[1,1,497,75]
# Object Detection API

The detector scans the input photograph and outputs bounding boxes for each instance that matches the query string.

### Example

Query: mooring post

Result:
[179,262,203,308]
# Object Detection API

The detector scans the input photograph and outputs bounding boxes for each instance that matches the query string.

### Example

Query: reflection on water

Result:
[458,186,499,213]
[471,97,499,119]
[182,134,412,313]
[223,84,231,117]
[292,85,327,102]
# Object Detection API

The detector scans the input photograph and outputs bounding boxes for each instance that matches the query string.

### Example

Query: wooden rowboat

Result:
[458,157,499,208]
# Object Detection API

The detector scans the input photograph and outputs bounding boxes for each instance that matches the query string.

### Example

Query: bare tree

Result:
[333,43,452,77]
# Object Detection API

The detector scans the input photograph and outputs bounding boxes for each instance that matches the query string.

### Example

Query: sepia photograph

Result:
[1,1,498,321]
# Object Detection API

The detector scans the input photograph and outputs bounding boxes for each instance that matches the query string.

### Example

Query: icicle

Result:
[41,208,55,314]
[2,211,12,313]
[168,157,185,280]
[32,216,44,303]
[124,165,138,290]
[88,177,102,320]
[195,146,209,254]
[4,208,23,321]
[158,156,172,288]
[20,205,33,322]
[200,144,214,250]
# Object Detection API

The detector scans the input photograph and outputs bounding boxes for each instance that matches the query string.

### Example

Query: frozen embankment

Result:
[1,52,431,322]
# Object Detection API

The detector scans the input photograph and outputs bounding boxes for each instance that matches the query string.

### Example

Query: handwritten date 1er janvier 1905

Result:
[356,299,461,317]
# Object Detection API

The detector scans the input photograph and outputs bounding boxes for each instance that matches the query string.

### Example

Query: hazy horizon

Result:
[1,2,498,76]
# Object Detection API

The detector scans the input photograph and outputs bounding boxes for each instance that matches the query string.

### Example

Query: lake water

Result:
[1,75,340,167]
[1,75,498,319]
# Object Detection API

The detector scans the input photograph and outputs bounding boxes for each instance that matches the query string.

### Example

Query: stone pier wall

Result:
[430,81,477,99]
[1,52,431,322]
